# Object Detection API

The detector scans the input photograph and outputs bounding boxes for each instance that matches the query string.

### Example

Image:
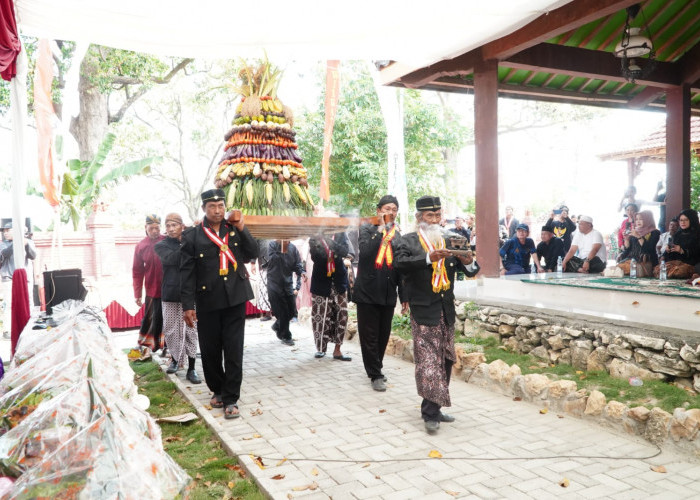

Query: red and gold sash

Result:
[202,224,237,275]
[375,225,397,269]
[418,229,450,293]
[321,237,335,277]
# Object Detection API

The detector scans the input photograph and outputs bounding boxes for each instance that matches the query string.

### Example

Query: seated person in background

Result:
[499,223,542,275]
[617,210,660,275]
[657,218,678,258]
[452,216,471,241]
[547,205,577,252]
[660,209,700,278]
[536,224,566,272]
[561,215,607,274]
[617,203,638,250]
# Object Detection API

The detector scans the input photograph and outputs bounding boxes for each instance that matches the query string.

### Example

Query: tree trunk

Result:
[70,48,108,161]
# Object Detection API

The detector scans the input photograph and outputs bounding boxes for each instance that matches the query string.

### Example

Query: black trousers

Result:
[196,302,246,405]
[565,256,606,273]
[421,358,453,421]
[268,288,295,340]
[357,303,395,381]
[138,296,163,351]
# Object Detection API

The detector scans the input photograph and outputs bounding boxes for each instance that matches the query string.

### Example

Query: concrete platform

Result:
[455,275,700,335]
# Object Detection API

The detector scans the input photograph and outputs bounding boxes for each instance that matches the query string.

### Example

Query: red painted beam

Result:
[627,86,665,109]
[473,59,500,277]
[665,85,691,222]
[503,43,680,88]
[481,0,642,60]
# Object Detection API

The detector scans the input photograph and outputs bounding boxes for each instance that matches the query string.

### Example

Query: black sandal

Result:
[224,404,240,419]
[210,395,223,408]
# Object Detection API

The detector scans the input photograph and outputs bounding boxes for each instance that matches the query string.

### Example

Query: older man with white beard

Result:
[395,196,480,434]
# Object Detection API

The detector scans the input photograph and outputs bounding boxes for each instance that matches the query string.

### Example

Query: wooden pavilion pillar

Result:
[474,59,500,276]
[665,84,691,223]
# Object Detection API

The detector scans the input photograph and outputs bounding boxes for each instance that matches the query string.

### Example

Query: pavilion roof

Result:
[380,0,700,115]
[599,116,700,162]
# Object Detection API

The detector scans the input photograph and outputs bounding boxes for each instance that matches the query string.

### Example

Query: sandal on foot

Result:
[333,354,352,361]
[224,404,240,419]
[210,395,223,408]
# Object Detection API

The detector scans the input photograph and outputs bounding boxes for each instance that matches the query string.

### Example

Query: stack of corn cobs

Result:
[214,60,315,216]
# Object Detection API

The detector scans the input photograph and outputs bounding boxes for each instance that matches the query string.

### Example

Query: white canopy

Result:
[16,0,571,67]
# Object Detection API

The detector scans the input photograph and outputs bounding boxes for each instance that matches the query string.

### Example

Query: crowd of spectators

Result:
[448,189,700,280]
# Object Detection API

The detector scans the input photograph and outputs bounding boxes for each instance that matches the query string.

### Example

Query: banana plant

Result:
[61,132,158,230]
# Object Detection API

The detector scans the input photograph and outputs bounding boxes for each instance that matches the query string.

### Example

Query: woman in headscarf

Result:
[617,210,660,275]
[658,209,700,278]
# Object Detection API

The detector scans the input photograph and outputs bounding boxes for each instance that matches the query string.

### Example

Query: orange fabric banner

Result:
[33,39,59,206]
[319,60,340,202]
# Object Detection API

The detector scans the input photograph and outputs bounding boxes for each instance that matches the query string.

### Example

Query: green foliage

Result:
[131,361,263,500]
[61,132,157,230]
[391,313,412,339]
[85,46,169,93]
[295,61,469,215]
[691,151,700,212]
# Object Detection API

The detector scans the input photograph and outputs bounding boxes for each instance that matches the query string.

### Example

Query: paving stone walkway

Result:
[166,318,700,499]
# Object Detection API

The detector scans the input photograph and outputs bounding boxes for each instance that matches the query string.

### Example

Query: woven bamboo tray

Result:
[242,215,376,240]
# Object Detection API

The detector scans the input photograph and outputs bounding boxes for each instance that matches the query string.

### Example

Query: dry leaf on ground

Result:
[559,478,570,487]
[292,482,318,491]
[184,438,195,446]
[539,408,549,414]
[445,491,459,497]
[651,465,667,473]
[513,397,522,401]
[251,408,263,416]
[224,464,247,478]
[228,481,236,488]
[276,458,288,467]
[311,468,319,476]
[362,463,371,468]
[252,456,266,469]
[428,450,443,458]
[271,474,285,480]
[379,409,387,413]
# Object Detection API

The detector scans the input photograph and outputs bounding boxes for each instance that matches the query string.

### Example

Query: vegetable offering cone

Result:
[213,58,315,216]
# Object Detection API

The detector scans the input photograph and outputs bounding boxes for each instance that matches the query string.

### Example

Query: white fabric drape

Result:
[10,45,28,270]
[15,0,572,67]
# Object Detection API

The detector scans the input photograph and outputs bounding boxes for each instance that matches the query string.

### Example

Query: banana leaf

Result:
[99,157,158,188]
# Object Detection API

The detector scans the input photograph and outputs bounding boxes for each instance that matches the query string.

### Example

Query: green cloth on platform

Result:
[520,276,700,300]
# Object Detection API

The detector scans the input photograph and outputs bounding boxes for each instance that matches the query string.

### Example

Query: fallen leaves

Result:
[310,468,319,476]
[241,433,263,441]
[271,474,285,480]
[227,481,236,488]
[632,301,640,306]
[539,408,549,414]
[445,491,460,497]
[650,465,667,473]
[559,478,570,487]
[428,450,443,458]
[379,409,387,413]
[224,463,247,478]
[251,456,266,469]
[250,408,263,417]
[361,463,371,468]
[513,396,522,402]
[292,482,318,491]
[184,438,195,446]
[163,436,183,443]
[203,457,218,464]
[276,458,287,467]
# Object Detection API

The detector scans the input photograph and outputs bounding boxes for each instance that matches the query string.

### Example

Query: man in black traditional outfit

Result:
[354,195,406,392]
[180,189,259,419]
[395,195,480,434]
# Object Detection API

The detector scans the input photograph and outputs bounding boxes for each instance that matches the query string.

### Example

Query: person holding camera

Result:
[546,206,577,252]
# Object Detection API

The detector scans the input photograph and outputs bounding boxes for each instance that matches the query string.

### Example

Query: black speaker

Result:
[43,269,87,315]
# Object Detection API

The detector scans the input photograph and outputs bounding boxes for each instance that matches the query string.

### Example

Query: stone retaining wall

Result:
[359,302,700,457]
